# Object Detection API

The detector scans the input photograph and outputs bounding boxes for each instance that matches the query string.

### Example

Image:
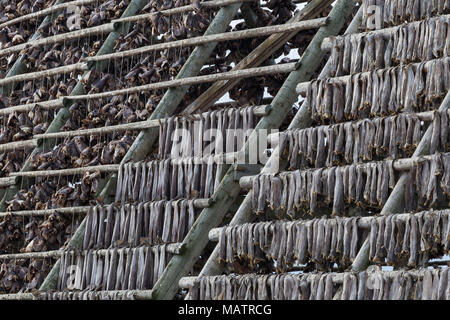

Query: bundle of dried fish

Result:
[115,156,223,203]
[219,210,450,271]
[83,200,198,250]
[57,245,169,292]
[0,258,55,294]
[405,153,450,211]
[218,218,366,271]
[368,211,450,267]
[361,0,450,30]
[159,107,256,159]
[189,268,450,300]
[308,57,450,123]
[331,16,450,76]
[279,111,449,169]
[39,289,137,300]
[251,160,397,216]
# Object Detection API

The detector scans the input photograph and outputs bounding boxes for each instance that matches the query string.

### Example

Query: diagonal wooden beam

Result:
[188,4,363,285]
[350,90,450,273]
[181,0,336,115]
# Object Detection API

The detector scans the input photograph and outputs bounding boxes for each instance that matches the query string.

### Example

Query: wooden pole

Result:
[33,105,271,141]
[0,289,155,300]
[266,109,450,146]
[321,14,450,51]
[0,198,212,218]
[0,23,118,58]
[207,208,450,240]
[66,63,297,100]
[178,268,433,289]
[0,139,38,153]
[181,0,337,115]
[9,164,120,177]
[350,90,450,273]
[189,4,363,289]
[238,153,447,189]
[112,0,253,24]
[296,57,450,95]
[0,0,100,29]
[0,177,18,188]
[85,19,327,63]
[0,206,89,218]
[0,0,65,96]
[0,243,183,260]
[9,154,239,178]
[0,99,64,116]
[0,63,88,87]
[150,0,359,300]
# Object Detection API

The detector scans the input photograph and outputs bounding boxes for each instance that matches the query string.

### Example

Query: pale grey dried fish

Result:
[106,248,118,291]
[115,248,125,290]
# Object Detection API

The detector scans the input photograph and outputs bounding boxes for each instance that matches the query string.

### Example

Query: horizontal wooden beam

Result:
[9,164,120,177]
[67,63,297,101]
[0,198,212,217]
[321,14,450,51]
[239,153,448,189]
[0,139,38,153]
[34,105,271,141]
[267,110,450,145]
[0,23,118,58]
[179,268,431,289]
[0,289,154,300]
[85,18,327,63]
[112,0,253,24]
[0,63,88,87]
[0,243,183,260]
[207,209,450,240]
[0,177,18,188]
[296,57,449,94]
[0,99,65,116]
[0,0,100,29]
[8,153,240,178]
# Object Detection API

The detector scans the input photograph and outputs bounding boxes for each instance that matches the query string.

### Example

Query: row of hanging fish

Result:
[83,201,199,251]
[278,110,449,170]
[252,160,397,216]
[56,246,169,292]
[218,210,450,271]
[405,153,450,211]
[308,57,450,124]
[158,107,256,160]
[362,0,450,30]
[331,15,450,77]
[218,219,364,271]
[115,156,223,203]
[188,268,450,300]
[38,290,136,300]
[368,210,450,267]
[253,153,450,216]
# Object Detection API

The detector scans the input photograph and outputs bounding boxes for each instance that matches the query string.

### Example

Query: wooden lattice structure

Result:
[0,0,448,300]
